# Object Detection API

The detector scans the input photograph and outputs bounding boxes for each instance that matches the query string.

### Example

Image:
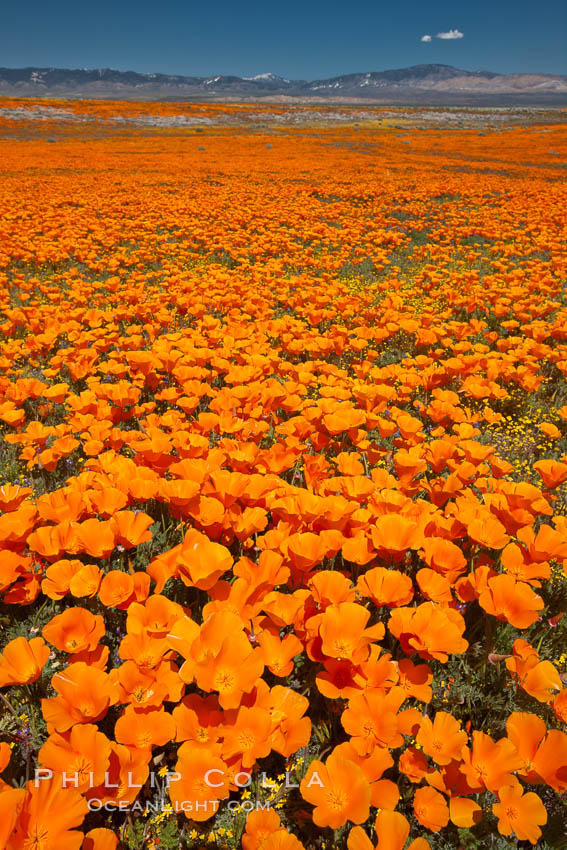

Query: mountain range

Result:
[1,64,566,104]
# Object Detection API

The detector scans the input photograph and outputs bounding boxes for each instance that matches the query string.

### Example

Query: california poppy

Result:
[114,705,176,751]
[43,606,105,654]
[300,750,371,829]
[493,782,547,844]
[412,786,450,832]
[242,809,283,850]
[0,636,50,686]
[6,775,88,850]
[168,743,230,821]
[416,711,467,765]
[348,810,431,850]
[38,723,112,791]
[389,602,468,662]
[83,828,119,850]
[41,662,120,732]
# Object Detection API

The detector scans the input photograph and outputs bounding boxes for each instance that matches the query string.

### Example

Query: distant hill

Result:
[0,64,566,104]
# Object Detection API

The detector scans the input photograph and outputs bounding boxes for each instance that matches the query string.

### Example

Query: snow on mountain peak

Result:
[243,73,290,83]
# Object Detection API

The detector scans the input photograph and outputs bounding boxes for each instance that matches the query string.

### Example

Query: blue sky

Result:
[2,0,566,77]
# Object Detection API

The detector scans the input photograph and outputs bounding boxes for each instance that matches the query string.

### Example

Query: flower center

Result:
[24,826,50,850]
[214,670,235,692]
[237,730,256,750]
[333,640,351,659]
[325,790,346,811]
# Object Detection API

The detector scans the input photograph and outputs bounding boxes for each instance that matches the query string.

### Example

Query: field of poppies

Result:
[0,100,567,850]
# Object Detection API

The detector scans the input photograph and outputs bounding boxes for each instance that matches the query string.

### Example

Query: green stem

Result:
[0,692,19,718]
[31,596,50,630]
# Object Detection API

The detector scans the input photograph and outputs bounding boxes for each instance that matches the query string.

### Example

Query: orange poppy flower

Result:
[257,628,303,677]
[388,602,468,662]
[168,743,230,821]
[553,688,567,724]
[255,684,312,757]
[86,486,128,516]
[38,723,112,791]
[534,459,567,489]
[478,574,544,629]
[0,787,26,849]
[74,518,116,558]
[189,613,264,708]
[505,712,546,782]
[319,601,384,664]
[392,450,427,490]
[177,530,233,590]
[118,629,170,669]
[315,658,361,700]
[398,747,431,783]
[416,568,453,604]
[492,782,547,845]
[413,785,450,832]
[7,776,88,850]
[0,636,50,686]
[83,829,119,850]
[333,739,394,790]
[448,796,482,829]
[300,750,371,829]
[242,809,283,850]
[357,567,414,608]
[0,741,11,775]
[397,658,433,703]
[500,542,550,586]
[41,559,83,600]
[519,522,567,561]
[531,729,567,792]
[503,638,562,702]
[0,484,33,512]
[466,515,509,549]
[115,705,176,751]
[0,503,38,549]
[261,830,306,850]
[41,662,120,732]
[98,570,135,608]
[416,711,467,765]
[27,520,79,560]
[425,440,457,473]
[0,551,29,595]
[420,537,467,582]
[222,705,273,767]
[68,564,102,598]
[173,693,223,746]
[342,534,375,566]
[126,594,184,638]
[309,570,356,607]
[42,606,105,654]
[370,514,423,560]
[460,731,522,792]
[512,656,562,704]
[341,689,405,754]
[348,810,431,850]
[88,740,150,807]
[234,550,290,590]
[322,407,365,436]
[286,532,328,572]
[110,510,154,548]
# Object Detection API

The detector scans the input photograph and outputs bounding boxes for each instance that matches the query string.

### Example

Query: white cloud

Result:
[421,34,432,42]
[436,29,464,39]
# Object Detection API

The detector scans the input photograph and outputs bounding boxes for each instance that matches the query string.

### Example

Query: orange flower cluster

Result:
[0,102,566,848]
